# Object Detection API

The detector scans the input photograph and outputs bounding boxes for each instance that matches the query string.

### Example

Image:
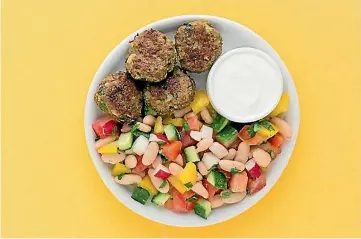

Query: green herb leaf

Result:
[159,180,167,189]
[258,120,274,131]
[253,122,261,132]
[117,174,125,180]
[97,86,104,95]
[208,164,218,172]
[131,124,150,138]
[111,125,118,136]
[221,191,232,199]
[230,167,240,175]
[184,182,193,189]
[99,102,108,112]
[183,122,190,131]
[186,195,198,202]
[160,155,168,164]
[247,126,256,139]
[269,150,276,159]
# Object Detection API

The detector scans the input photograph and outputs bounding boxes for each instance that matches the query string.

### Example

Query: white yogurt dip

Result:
[207,47,283,122]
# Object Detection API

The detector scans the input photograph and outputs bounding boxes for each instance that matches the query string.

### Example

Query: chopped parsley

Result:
[269,150,276,159]
[247,119,274,139]
[99,102,108,112]
[160,155,168,164]
[111,125,118,136]
[183,122,190,131]
[117,174,125,180]
[131,124,150,138]
[184,182,193,189]
[159,180,167,189]
[230,167,240,175]
[186,195,198,202]
[221,191,232,199]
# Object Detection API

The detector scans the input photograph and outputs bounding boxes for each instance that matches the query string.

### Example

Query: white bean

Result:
[219,160,245,172]
[174,154,184,166]
[197,161,208,176]
[114,174,142,185]
[152,155,162,169]
[136,122,152,133]
[209,142,228,159]
[234,142,250,163]
[143,115,156,127]
[196,172,203,182]
[210,195,225,208]
[200,108,213,124]
[196,138,214,152]
[148,169,169,193]
[101,152,125,164]
[191,182,209,199]
[124,155,137,168]
[252,148,271,167]
[173,107,191,118]
[169,163,183,176]
[270,117,292,140]
[142,142,159,166]
[221,190,247,204]
[94,136,117,149]
[222,148,237,160]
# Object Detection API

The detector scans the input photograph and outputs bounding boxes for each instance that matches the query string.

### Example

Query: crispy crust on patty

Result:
[175,20,222,73]
[125,29,177,82]
[143,68,196,115]
[94,71,143,121]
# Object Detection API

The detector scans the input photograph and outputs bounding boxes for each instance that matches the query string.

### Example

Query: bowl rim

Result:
[84,14,300,227]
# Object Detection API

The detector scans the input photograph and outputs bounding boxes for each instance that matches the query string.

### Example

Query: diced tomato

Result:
[92,115,117,139]
[186,114,200,131]
[247,173,266,195]
[183,190,197,210]
[238,125,267,145]
[177,126,183,132]
[181,131,197,148]
[202,179,218,201]
[269,133,284,148]
[164,188,189,213]
[154,134,169,143]
[133,156,147,174]
[161,141,182,161]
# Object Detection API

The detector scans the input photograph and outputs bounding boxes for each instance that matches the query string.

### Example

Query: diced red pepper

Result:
[238,125,267,145]
[161,141,182,161]
[269,133,284,148]
[202,179,218,201]
[92,115,117,139]
[181,131,197,148]
[186,114,200,131]
[133,156,147,174]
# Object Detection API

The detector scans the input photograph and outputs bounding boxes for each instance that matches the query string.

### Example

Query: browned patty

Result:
[125,29,177,82]
[143,68,196,115]
[175,20,222,73]
[94,71,143,121]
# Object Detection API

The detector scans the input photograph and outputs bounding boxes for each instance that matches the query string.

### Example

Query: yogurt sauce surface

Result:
[207,47,283,122]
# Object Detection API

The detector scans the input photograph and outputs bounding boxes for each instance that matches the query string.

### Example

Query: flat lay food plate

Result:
[84,15,300,227]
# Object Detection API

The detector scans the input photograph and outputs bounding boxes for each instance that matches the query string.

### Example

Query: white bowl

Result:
[84,15,300,227]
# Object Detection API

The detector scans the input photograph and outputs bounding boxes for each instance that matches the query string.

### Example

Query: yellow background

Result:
[2,0,361,237]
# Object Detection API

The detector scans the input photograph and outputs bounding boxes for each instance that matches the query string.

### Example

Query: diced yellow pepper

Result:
[168,175,189,194]
[163,117,184,127]
[154,116,164,134]
[98,141,118,154]
[190,91,210,113]
[111,163,131,176]
[257,122,279,138]
[270,93,289,117]
[138,175,158,195]
[178,162,197,186]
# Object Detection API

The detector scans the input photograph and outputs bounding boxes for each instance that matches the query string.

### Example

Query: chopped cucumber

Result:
[216,126,238,148]
[117,132,133,150]
[211,115,229,133]
[151,193,171,206]
[207,171,227,190]
[184,146,200,162]
[194,199,212,219]
[131,187,151,205]
[164,124,179,141]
